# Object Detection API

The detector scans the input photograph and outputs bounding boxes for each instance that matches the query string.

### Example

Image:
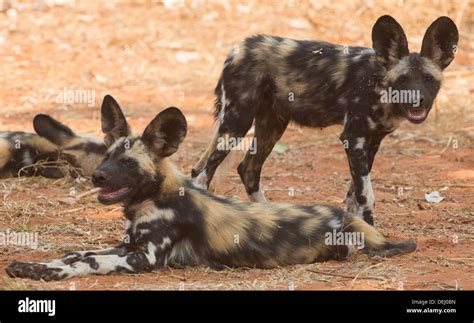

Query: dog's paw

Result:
[6,261,42,279]
[61,252,84,264]
[6,261,65,281]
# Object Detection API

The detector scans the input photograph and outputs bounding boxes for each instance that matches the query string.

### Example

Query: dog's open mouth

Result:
[404,107,429,124]
[98,187,132,204]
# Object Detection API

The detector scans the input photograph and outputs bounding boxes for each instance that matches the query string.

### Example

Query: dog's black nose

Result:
[92,170,108,185]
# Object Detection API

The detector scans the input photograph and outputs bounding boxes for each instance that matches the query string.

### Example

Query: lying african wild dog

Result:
[0,114,106,178]
[6,95,416,281]
[191,15,459,225]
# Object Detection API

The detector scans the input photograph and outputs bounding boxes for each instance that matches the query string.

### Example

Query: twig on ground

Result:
[307,269,386,281]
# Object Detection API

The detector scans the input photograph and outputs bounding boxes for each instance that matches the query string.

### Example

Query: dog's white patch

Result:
[169,238,198,265]
[346,244,357,256]
[107,137,126,154]
[41,247,124,267]
[192,170,208,189]
[145,242,158,265]
[328,219,341,230]
[249,189,267,203]
[124,220,132,231]
[338,97,347,106]
[58,254,134,278]
[159,237,172,250]
[367,117,377,130]
[361,174,375,208]
[132,204,175,231]
[352,48,374,61]
[218,81,231,123]
[342,113,348,127]
[77,134,104,145]
[22,150,32,167]
[354,137,366,150]
[138,229,151,236]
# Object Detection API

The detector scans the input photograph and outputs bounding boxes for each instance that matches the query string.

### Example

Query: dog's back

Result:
[218,35,377,128]
[159,182,417,268]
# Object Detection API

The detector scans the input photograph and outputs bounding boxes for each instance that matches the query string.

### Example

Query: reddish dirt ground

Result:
[0,1,473,290]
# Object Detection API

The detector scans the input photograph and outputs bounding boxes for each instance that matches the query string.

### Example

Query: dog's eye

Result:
[397,75,408,84]
[122,158,136,168]
[423,74,434,82]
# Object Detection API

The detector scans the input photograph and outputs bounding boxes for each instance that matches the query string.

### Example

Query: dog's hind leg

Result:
[237,104,288,202]
[192,79,255,190]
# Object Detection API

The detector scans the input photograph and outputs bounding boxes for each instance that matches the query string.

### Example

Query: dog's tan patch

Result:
[157,160,183,195]
[0,138,11,168]
[385,56,411,83]
[124,140,156,177]
[421,57,444,82]
[189,191,250,255]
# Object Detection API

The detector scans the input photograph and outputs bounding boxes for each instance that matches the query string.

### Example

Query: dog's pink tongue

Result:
[101,191,118,199]
[100,187,128,199]
[408,109,427,120]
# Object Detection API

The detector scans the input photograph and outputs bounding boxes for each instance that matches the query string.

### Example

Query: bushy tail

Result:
[191,76,225,178]
[344,216,417,257]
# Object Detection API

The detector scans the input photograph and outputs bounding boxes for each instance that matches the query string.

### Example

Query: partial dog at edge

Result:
[0,114,106,178]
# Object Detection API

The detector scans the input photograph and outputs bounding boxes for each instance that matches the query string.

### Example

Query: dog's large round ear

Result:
[372,15,409,68]
[101,95,131,147]
[141,107,187,158]
[421,16,459,70]
[33,114,75,146]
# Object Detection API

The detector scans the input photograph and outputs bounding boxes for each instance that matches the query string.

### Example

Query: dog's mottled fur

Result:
[191,16,458,225]
[0,115,106,178]
[6,95,416,281]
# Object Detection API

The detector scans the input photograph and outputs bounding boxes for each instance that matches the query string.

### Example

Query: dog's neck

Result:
[123,159,186,214]
[156,159,184,196]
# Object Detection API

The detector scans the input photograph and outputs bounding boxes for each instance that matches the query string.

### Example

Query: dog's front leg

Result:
[51,245,127,266]
[6,242,167,281]
[340,131,375,225]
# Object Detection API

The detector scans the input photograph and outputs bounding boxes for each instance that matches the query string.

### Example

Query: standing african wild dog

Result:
[0,115,106,178]
[6,95,416,281]
[191,16,459,225]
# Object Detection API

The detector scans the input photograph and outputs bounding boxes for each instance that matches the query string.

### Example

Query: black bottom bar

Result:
[0,291,472,321]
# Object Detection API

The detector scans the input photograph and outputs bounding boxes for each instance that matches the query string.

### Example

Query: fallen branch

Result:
[372,179,474,189]
[58,188,101,204]
[168,274,187,281]
[307,269,386,281]
[440,134,453,155]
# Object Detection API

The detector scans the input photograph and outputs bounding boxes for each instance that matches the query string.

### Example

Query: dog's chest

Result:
[124,201,177,244]
[364,103,405,133]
